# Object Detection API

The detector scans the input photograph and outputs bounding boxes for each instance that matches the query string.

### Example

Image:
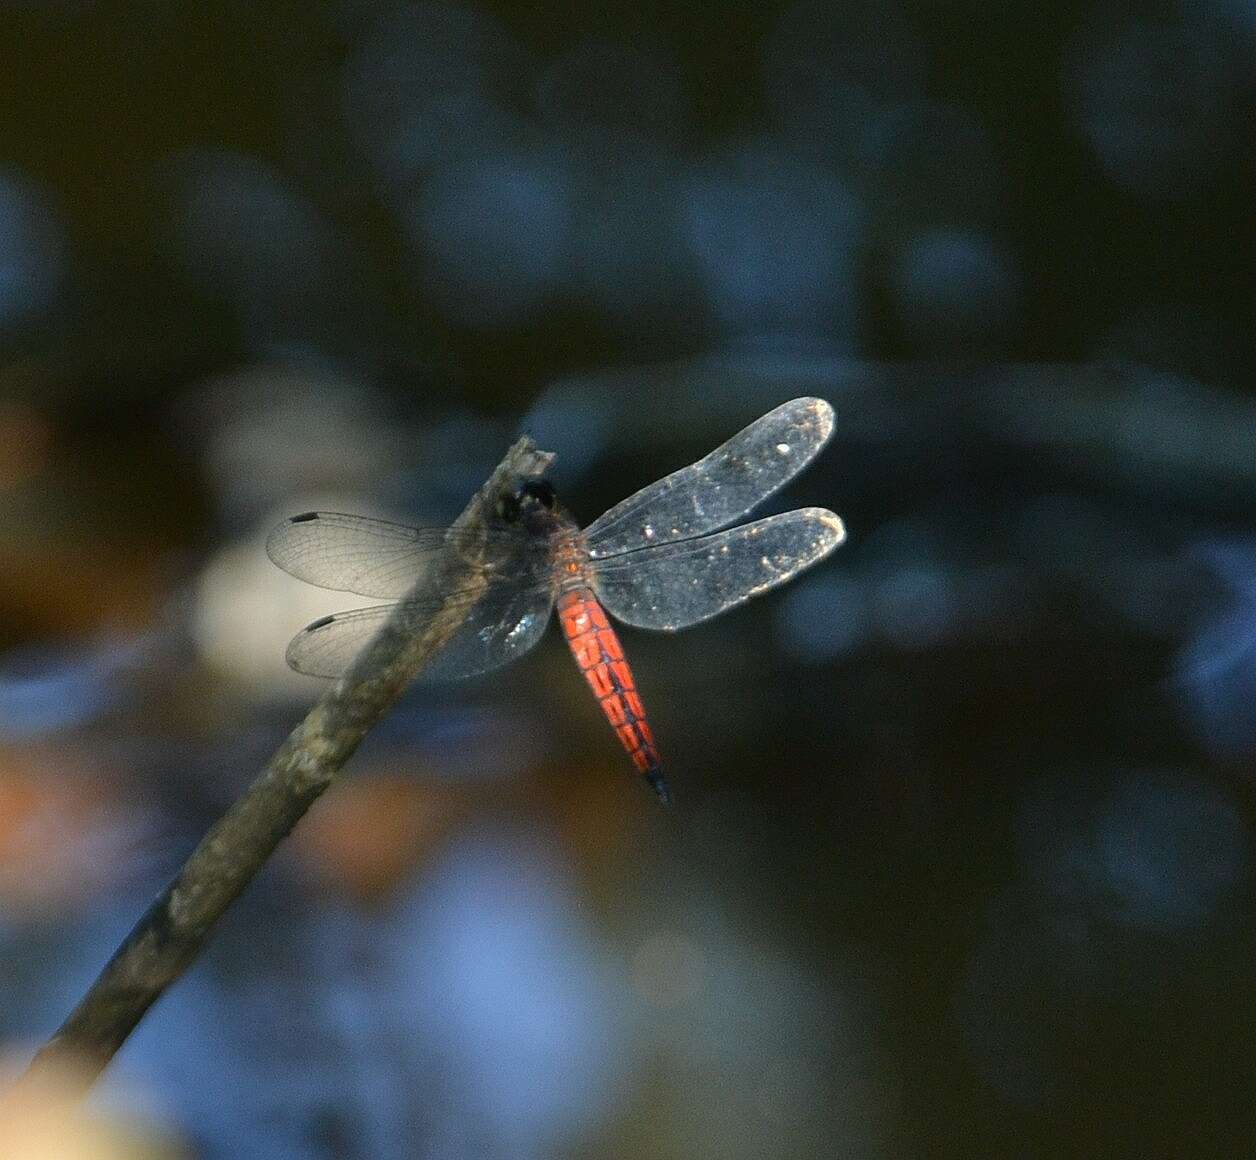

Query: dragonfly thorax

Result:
[552,527,595,594]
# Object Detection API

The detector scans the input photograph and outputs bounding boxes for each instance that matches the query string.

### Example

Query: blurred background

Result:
[0,0,1254,1156]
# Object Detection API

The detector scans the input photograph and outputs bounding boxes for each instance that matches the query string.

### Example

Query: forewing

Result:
[285,581,555,680]
[584,397,835,558]
[266,512,526,599]
[592,508,845,630]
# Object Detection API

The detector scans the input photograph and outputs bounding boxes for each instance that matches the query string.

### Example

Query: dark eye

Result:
[497,492,522,522]
[528,480,556,509]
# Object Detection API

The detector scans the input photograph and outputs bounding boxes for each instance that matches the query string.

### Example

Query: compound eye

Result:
[530,480,556,509]
[496,491,522,522]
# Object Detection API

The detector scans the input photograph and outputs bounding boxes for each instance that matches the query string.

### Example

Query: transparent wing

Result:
[266,512,530,600]
[285,579,555,680]
[286,604,400,678]
[592,508,845,631]
[422,575,554,681]
[584,397,835,559]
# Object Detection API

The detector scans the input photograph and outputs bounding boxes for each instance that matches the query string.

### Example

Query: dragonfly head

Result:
[496,477,558,531]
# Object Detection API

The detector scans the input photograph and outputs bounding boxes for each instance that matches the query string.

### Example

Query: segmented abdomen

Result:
[557,587,666,798]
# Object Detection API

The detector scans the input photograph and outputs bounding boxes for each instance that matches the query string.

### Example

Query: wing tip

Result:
[790,396,835,443]
[265,511,320,565]
[800,507,847,548]
[284,644,318,678]
[283,613,342,678]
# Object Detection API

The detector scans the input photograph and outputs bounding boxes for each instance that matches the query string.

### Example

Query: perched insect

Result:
[267,397,844,801]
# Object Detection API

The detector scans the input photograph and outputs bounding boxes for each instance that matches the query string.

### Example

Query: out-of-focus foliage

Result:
[0,1,1254,1157]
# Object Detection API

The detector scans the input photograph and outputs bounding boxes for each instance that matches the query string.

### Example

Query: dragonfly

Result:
[267,397,845,802]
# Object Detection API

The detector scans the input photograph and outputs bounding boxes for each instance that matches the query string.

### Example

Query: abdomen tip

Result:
[646,769,671,805]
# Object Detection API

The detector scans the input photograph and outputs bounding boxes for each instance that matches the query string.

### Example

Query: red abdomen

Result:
[557,587,668,802]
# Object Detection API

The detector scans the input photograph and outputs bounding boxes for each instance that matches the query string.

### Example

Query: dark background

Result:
[1,1,1254,1157]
